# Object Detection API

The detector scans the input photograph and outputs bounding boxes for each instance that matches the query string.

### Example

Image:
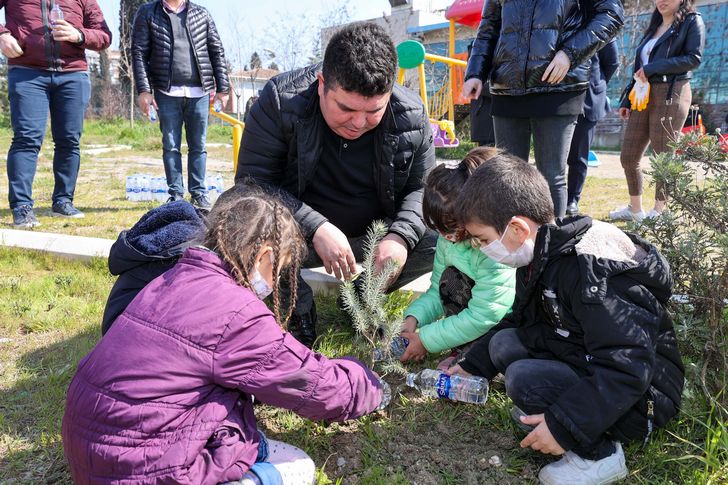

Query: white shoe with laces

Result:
[644,209,664,220]
[608,205,645,222]
[538,441,628,485]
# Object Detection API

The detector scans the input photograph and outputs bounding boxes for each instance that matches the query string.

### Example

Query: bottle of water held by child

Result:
[406,369,488,404]
[372,336,409,362]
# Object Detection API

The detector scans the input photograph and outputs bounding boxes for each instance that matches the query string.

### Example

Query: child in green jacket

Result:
[400,147,516,368]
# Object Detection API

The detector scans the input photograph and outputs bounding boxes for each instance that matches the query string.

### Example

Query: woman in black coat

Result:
[462,0,623,217]
[610,0,704,222]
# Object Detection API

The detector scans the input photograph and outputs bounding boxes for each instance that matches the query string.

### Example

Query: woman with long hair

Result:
[610,0,705,221]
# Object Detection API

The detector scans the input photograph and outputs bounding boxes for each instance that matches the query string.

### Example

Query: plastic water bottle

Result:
[139,175,151,201]
[206,174,217,199]
[377,379,391,410]
[372,336,409,362]
[148,105,157,122]
[49,2,64,25]
[131,174,142,201]
[213,99,223,113]
[125,176,134,201]
[405,369,489,404]
[153,177,167,202]
[214,173,224,195]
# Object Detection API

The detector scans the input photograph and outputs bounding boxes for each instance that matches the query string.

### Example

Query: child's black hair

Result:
[456,154,555,233]
[423,146,500,238]
[202,183,306,328]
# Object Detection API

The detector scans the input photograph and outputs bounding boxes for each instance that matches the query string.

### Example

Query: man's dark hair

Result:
[456,155,555,233]
[322,22,397,97]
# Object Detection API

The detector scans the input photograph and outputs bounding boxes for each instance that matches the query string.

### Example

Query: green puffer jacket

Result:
[405,236,516,353]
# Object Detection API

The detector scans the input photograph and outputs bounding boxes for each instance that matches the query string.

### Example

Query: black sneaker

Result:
[166,194,185,204]
[12,205,40,228]
[191,194,212,211]
[287,304,317,348]
[51,201,85,218]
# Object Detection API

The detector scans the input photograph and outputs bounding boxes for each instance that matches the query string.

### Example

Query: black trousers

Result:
[566,114,598,205]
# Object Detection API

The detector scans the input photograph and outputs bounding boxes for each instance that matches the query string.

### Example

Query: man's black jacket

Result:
[131,0,229,95]
[461,216,684,450]
[465,0,623,96]
[235,64,436,250]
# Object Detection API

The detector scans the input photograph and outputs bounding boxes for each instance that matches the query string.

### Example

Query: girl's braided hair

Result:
[202,183,306,328]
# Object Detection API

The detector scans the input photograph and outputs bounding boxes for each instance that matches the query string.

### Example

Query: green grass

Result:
[1,248,726,483]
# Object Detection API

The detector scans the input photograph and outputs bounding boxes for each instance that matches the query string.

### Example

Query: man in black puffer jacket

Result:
[132,0,229,210]
[235,23,436,347]
[448,155,684,485]
[463,0,623,218]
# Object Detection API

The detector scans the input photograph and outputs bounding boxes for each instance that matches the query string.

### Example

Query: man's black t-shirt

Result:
[300,124,386,237]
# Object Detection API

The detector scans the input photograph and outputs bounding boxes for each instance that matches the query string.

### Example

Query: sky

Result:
[0,0,393,69]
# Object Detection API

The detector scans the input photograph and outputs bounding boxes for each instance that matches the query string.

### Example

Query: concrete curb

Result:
[0,229,430,295]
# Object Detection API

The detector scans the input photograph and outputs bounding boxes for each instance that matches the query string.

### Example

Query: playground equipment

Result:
[209,107,244,172]
[396,40,466,148]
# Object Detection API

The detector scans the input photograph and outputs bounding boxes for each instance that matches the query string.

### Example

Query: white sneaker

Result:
[538,442,628,485]
[608,205,645,222]
[644,209,664,220]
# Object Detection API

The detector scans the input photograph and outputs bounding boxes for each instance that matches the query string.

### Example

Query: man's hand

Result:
[462,78,483,100]
[374,233,408,287]
[542,50,571,84]
[51,20,82,43]
[137,92,157,118]
[446,364,472,377]
[618,107,631,120]
[401,316,418,335]
[400,332,428,362]
[520,414,565,456]
[313,222,357,280]
[214,92,229,109]
[0,33,24,58]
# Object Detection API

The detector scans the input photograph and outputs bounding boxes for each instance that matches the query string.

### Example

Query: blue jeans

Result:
[6,68,90,209]
[155,91,209,198]
[493,115,578,218]
[489,328,645,460]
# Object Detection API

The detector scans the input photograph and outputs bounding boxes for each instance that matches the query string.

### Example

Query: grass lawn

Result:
[0,120,724,483]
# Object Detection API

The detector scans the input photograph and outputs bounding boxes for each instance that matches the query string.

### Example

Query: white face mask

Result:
[479,225,535,268]
[251,253,274,300]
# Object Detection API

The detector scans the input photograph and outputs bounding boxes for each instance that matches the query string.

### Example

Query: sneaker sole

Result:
[13,221,41,228]
[50,211,85,219]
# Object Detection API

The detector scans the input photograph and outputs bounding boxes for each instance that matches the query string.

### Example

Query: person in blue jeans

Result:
[0,0,111,227]
[131,0,230,210]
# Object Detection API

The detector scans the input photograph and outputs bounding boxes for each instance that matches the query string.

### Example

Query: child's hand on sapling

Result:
[400,332,427,361]
[401,316,418,334]
[519,414,565,455]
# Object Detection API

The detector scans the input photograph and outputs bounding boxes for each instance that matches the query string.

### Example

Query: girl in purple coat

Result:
[62,186,386,484]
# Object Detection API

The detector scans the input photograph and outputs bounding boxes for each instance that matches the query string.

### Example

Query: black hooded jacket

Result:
[465,0,623,96]
[461,216,684,450]
[101,201,206,335]
[234,65,435,249]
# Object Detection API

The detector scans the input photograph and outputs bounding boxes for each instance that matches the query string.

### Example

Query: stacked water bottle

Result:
[125,173,225,202]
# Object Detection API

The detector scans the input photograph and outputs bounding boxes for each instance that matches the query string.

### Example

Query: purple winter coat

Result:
[62,248,383,484]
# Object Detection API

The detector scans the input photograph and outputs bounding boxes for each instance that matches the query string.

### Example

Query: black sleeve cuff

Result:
[544,409,580,451]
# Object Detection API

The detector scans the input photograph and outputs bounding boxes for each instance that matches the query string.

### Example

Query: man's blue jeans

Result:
[493,115,578,218]
[154,92,209,198]
[6,68,90,209]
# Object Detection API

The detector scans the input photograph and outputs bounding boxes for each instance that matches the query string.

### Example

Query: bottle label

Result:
[436,373,451,399]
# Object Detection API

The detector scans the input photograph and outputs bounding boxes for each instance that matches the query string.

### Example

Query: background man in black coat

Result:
[235,23,436,347]
[566,39,620,215]
[132,0,229,210]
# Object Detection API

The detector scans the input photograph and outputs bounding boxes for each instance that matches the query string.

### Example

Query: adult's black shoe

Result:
[287,303,317,348]
[565,201,579,216]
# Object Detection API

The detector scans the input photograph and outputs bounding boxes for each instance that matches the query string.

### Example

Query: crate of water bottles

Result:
[125,173,224,202]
